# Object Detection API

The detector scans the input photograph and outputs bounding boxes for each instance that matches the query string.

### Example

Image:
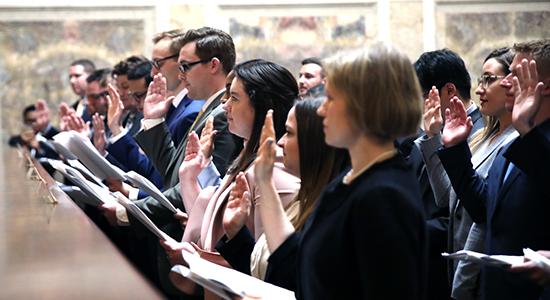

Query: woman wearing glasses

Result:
[421,47,518,300]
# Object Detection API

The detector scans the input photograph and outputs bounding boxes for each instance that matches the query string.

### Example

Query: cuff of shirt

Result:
[116,204,130,226]
[197,161,222,189]
[108,128,128,144]
[415,133,443,159]
[141,118,164,131]
[128,187,140,200]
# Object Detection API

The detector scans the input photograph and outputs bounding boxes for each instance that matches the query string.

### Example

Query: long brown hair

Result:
[290,98,350,232]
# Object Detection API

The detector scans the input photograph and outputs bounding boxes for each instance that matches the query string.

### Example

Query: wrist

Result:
[110,125,124,137]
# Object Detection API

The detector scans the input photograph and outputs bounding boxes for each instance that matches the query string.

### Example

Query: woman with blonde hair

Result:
[253,43,428,299]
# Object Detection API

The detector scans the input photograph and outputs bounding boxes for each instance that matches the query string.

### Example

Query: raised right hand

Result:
[423,86,443,138]
[142,74,175,120]
[223,172,251,240]
[442,97,473,148]
[106,83,125,136]
[92,113,107,156]
[254,110,276,184]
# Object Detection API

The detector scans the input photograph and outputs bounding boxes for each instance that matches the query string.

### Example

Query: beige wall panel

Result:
[390,1,424,61]
[170,4,205,30]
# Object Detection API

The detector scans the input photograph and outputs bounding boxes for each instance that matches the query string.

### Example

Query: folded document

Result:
[171,251,296,300]
[442,250,524,267]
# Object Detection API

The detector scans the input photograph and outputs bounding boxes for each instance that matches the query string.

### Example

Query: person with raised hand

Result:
[256,44,427,299]
[216,99,349,287]
[160,59,300,297]
[437,38,550,300]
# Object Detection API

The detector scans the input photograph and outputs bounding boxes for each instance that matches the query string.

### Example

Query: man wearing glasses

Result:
[86,68,113,124]
[149,29,204,147]
[102,27,238,299]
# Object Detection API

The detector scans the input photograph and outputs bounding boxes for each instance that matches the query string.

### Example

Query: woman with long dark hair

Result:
[218,98,350,286]
[161,59,300,296]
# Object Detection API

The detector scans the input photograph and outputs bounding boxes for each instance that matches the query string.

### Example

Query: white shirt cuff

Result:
[115,204,130,226]
[141,118,164,131]
[128,187,140,200]
[108,128,128,144]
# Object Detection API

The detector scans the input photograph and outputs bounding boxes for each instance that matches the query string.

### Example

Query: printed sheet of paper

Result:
[170,251,296,300]
[53,131,126,181]
[442,250,524,267]
[124,171,177,213]
[115,193,175,243]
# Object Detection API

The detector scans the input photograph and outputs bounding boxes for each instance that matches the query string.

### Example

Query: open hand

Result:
[423,86,443,138]
[35,99,50,133]
[107,83,125,136]
[92,113,107,156]
[254,110,276,184]
[442,98,473,148]
[66,113,91,139]
[511,58,545,137]
[143,74,175,119]
[223,172,251,240]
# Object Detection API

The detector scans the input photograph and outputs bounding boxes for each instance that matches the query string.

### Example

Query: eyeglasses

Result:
[88,91,109,100]
[477,75,505,89]
[151,54,179,70]
[178,57,215,74]
[128,91,147,103]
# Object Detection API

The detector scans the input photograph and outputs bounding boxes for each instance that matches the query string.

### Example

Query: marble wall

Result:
[0,6,154,140]
[1,1,549,140]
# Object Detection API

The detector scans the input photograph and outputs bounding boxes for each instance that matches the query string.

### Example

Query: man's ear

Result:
[443,83,457,98]
[210,58,221,74]
[541,77,550,96]
[321,77,327,85]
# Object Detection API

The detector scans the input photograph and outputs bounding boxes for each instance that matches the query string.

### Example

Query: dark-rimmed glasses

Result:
[88,91,109,100]
[477,75,505,89]
[178,57,215,74]
[128,91,147,103]
[152,54,179,70]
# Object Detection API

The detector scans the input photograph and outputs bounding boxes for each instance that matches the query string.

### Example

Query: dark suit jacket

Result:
[122,112,144,138]
[134,92,238,190]
[106,97,202,191]
[268,155,428,298]
[129,92,239,296]
[438,118,550,300]
[166,95,204,148]
[403,105,483,300]
[71,98,92,124]
[9,125,60,159]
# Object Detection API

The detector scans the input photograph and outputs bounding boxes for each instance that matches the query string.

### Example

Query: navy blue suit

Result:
[438,119,550,300]
[106,95,203,192]
[165,95,204,147]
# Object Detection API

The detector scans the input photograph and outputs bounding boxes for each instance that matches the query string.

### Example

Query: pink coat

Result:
[182,148,300,252]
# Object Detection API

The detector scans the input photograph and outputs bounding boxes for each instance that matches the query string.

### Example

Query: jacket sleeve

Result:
[437,141,488,223]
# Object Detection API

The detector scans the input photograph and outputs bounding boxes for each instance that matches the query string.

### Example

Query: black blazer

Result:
[438,118,550,300]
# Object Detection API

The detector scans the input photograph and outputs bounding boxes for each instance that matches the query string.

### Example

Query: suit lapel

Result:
[486,142,514,221]
[166,93,224,174]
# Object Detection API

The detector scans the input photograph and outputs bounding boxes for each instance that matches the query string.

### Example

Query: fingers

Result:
[188,132,200,153]
[444,107,452,125]
[260,110,275,146]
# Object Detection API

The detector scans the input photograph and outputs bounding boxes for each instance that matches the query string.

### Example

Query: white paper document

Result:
[124,171,177,213]
[442,250,524,267]
[170,251,296,300]
[53,131,126,181]
[49,159,117,206]
[523,248,550,274]
[115,193,175,243]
